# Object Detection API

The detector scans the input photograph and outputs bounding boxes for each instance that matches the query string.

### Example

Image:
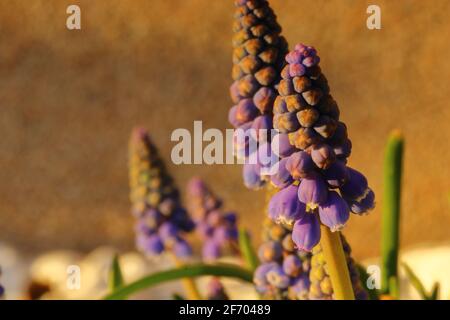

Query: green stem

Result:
[108,254,125,292]
[238,228,259,272]
[103,263,254,300]
[170,254,202,300]
[381,130,404,296]
[319,226,355,300]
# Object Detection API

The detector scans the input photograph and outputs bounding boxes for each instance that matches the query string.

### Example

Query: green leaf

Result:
[402,262,428,299]
[104,263,253,300]
[381,130,404,296]
[238,228,259,272]
[108,254,125,292]
[428,282,440,300]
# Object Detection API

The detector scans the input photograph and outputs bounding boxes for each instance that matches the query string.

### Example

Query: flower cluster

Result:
[253,218,311,300]
[129,127,195,258]
[309,235,369,300]
[228,0,288,190]
[268,44,375,251]
[186,177,239,261]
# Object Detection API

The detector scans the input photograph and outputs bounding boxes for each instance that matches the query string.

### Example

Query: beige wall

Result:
[0,0,449,259]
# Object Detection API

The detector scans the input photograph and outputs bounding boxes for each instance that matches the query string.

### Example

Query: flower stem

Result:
[319,225,355,300]
[170,254,202,300]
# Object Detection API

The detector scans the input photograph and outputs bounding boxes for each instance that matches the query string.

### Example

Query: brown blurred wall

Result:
[0,0,449,259]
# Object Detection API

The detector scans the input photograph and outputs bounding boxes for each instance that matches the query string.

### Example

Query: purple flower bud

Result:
[289,63,306,77]
[257,142,277,170]
[333,139,352,159]
[253,87,276,114]
[228,105,241,128]
[135,220,156,235]
[318,191,350,232]
[137,234,164,255]
[254,262,277,288]
[229,81,242,104]
[203,240,221,261]
[141,208,163,229]
[323,161,349,188]
[258,241,283,262]
[266,265,290,289]
[251,115,272,143]
[159,222,178,240]
[311,144,336,169]
[303,46,317,58]
[223,212,237,226]
[294,43,307,52]
[173,239,192,258]
[271,133,296,158]
[206,210,222,227]
[158,198,177,216]
[340,167,368,200]
[243,162,265,190]
[347,188,375,215]
[233,122,253,159]
[285,151,315,180]
[187,177,207,197]
[288,274,310,300]
[197,221,214,239]
[292,214,321,252]
[273,112,300,133]
[236,99,258,124]
[286,50,303,64]
[298,174,328,210]
[268,185,306,225]
[270,158,294,189]
[281,64,290,79]
[171,208,195,232]
[302,55,320,67]
[213,226,232,243]
[282,254,302,277]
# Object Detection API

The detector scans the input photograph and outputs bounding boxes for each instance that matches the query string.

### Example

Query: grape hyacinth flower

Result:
[254,218,312,300]
[129,128,195,259]
[229,0,289,190]
[186,177,239,261]
[268,44,375,251]
[309,235,369,300]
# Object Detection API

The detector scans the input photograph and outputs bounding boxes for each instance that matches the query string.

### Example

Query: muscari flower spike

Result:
[254,218,312,300]
[129,128,195,259]
[229,0,289,190]
[255,219,368,300]
[186,177,239,261]
[309,235,369,300]
[268,44,375,251]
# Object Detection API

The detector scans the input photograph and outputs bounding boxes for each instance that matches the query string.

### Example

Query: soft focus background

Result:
[1,0,449,264]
